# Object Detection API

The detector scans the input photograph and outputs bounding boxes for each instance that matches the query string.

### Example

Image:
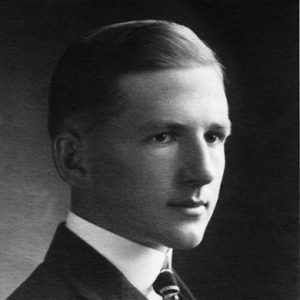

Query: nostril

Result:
[179,165,214,185]
[181,175,213,187]
[201,173,214,185]
[184,179,201,188]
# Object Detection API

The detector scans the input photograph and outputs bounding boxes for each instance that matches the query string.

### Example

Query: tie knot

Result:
[153,269,180,300]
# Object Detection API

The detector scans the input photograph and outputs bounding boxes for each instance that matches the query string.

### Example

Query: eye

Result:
[204,131,225,145]
[152,132,174,144]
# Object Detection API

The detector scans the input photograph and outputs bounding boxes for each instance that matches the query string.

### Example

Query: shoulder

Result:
[7,223,132,300]
[7,260,78,300]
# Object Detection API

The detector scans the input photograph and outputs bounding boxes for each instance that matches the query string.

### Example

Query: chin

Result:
[174,233,205,250]
[160,226,207,250]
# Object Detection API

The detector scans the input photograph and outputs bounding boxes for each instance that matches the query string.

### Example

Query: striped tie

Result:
[153,269,181,300]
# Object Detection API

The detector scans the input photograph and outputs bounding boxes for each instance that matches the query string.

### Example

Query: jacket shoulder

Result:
[7,261,79,300]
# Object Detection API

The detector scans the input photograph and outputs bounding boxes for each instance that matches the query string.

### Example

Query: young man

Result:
[8,20,231,300]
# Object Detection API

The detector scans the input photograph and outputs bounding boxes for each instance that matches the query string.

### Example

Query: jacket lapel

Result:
[45,223,196,300]
[45,223,147,300]
[174,270,197,300]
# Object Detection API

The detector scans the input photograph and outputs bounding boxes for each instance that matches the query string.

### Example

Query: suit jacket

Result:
[8,223,196,300]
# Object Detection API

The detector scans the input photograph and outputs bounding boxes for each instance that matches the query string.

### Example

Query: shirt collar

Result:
[66,211,172,299]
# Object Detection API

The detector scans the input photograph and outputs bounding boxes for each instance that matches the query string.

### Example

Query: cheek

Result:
[214,150,226,178]
[91,152,131,190]
[214,161,226,193]
[92,151,163,192]
[206,152,226,196]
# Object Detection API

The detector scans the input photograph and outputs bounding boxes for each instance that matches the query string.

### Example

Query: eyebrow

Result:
[138,121,185,133]
[138,120,232,135]
[209,121,232,135]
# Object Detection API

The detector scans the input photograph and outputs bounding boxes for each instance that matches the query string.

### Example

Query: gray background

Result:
[1,1,298,299]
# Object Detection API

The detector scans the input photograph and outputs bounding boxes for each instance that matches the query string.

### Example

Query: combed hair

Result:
[48,20,223,139]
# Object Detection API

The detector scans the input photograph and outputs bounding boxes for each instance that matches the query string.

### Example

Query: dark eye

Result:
[152,132,173,143]
[204,132,223,145]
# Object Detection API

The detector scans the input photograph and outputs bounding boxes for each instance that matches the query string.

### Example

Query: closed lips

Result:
[167,200,207,208]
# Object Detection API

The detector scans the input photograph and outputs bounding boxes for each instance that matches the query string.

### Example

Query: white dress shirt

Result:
[66,211,173,300]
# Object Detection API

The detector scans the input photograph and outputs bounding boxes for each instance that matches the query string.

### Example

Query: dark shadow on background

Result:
[0,1,298,299]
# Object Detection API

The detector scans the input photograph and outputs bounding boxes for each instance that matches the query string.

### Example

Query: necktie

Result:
[153,269,181,300]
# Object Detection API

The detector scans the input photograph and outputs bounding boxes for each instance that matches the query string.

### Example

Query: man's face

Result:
[85,67,231,250]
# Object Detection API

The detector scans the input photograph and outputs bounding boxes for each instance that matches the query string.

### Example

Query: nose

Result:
[179,137,215,187]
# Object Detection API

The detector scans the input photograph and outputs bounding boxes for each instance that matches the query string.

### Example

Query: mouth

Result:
[167,199,208,209]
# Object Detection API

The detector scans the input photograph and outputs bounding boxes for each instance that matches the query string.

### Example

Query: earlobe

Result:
[52,133,87,185]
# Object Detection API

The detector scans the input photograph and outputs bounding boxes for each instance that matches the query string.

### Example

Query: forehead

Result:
[116,67,229,125]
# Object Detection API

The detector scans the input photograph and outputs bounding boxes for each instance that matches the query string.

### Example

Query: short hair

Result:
[48,20,223,139]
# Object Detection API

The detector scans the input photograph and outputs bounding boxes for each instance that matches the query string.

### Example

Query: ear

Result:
[52,132,88,186]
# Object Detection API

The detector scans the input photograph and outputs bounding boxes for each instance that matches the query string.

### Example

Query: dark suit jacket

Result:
[8,223,196,300]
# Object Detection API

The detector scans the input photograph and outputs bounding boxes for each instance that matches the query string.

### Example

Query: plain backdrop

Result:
[0,1,298,299]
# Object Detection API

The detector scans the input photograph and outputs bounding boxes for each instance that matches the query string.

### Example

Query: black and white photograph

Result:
[0,1,298,299]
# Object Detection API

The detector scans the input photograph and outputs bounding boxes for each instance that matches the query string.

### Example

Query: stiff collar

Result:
[66,211,172,299]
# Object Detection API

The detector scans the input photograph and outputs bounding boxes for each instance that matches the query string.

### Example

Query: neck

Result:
[70,206,169,252]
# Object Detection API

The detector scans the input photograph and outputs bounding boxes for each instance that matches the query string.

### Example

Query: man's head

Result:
[49,20,231,250]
